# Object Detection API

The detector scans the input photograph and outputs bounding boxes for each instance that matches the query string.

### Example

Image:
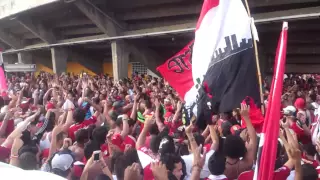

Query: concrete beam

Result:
[0,29,24,49]
[51,47,67,75]
[74,0,121,36]
[120,3,201,20]
[248,0,319,8]
[111,40,129,80]
[265,45,320,55]
[253,6,320,23]
[16,16,56,44]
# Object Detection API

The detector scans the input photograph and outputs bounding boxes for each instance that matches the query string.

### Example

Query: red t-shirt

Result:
[238,166,290,180]
[137,146,159,180]
[291,122,311,144]
[302,155,319,168]
[316,166,320,180]
[68,116,97,141]
[164,117,183,135]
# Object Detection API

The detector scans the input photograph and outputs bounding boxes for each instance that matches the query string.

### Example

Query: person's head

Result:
[18,151,38,170]
[73,108,86,124]
[92,126,108,146]
[75,129,89,145]
[223,135,247,159]
[208,152,226,175]
[50,150,75,178]
[301,164,318,180]
[302,143,317,158]
[149,135,161,154]
[219,121,232,137]
[159,136,175,155]
[160,153,184,180]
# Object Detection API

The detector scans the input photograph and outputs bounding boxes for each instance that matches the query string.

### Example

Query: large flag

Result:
[192,0,260,129]
[157,41,198,123]
[254,22,288,180]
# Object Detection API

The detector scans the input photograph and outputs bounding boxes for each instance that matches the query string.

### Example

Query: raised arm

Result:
[136,115,153,149]
[241,103,257,164]
[155,98,165,132]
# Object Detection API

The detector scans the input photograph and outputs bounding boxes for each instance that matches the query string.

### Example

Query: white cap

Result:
[283,106,296,115]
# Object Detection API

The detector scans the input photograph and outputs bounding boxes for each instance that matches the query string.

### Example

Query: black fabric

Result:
[196,45,260,130]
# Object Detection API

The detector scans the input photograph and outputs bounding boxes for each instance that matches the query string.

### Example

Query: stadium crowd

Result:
[0,72,319,180]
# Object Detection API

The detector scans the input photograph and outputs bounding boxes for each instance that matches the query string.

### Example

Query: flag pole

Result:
[244,0,265,115]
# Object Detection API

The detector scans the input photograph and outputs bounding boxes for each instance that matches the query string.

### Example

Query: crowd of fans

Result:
[0,72,320,180]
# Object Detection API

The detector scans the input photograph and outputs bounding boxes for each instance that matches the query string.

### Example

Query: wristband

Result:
[10,155,18,159]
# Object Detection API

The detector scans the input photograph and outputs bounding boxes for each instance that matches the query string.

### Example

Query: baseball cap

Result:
[283,106,296,115]
[51,150,75,171]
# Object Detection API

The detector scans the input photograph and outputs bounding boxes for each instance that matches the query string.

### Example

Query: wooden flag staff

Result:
[244,0,265,115]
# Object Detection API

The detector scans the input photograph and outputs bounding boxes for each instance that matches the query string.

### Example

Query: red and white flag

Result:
[192,0,260,129]
[254,22,288,180]
[157,41,198,121]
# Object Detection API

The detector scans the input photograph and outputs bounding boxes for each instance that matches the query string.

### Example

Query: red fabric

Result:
[124,135,136,149]
[302,155,319,168]
[196,0,219,30]
[240,166,290,180]
[111,133,125,152]
[0,119,14,137]
[258,23,288,180]
[0,146,10,162]
[46,103,55,110]
[230,125,241,135]
[157,41,194,100]
[100,144,109,157]
[240,97,264,133]
[291,122,311,144]
[68,116,97,141]
[294,98,306,110]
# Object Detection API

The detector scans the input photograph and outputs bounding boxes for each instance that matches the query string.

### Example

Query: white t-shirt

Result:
[182,150,215,179]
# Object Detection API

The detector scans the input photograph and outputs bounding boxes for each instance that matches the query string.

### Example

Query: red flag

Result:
[157,41,194,100]
[256,22,288,180]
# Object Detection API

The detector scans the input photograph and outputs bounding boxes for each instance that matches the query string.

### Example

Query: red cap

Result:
[294,98,305,109]
[46,103,55,110]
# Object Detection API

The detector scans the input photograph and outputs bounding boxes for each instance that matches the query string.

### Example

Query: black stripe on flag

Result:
[196,35,260,129]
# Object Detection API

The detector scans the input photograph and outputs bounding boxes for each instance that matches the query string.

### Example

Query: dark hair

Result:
[149,123,160,135]
[160,153,182,171]
[84,140,100,160]
[115,154,130,180]
[75,129,89,145]
[302,164,318,180]
[223,135,247,159]
[92,126,108,145]
[18,152,38,170]
[115,117,123,127]
[208,152,226,175]
[73,108,86,123]
[111,151,124,173]
[52,168,70,178]
[303,143,317,157]
[159,136,175,155]
[150,135,161,154]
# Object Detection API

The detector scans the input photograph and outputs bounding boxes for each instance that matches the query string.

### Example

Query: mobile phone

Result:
[93,150,101,161]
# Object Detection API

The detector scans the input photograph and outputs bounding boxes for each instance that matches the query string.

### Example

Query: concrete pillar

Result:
[111,40,129,80]
[51,48,67,75]
[18,52,32,64]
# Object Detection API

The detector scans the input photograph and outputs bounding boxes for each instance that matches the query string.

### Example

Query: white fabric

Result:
[192,0,251,84]
[0,162,66,180]
[182,150,215,179]
[137,150,154,169]
[207,174,227,180]
[286,170,295,180]
[312,108,320,145]
[63,99,75,110]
